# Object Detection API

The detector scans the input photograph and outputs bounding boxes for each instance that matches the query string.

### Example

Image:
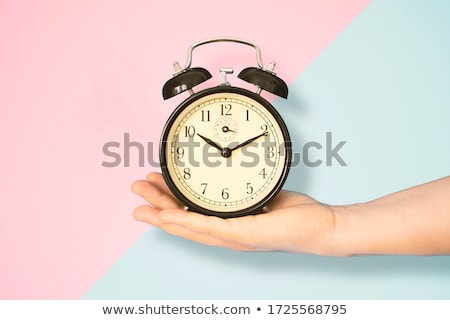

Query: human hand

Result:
[131,172,338,255]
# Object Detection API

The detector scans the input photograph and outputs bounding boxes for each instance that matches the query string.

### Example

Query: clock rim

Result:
[159,86,292,218]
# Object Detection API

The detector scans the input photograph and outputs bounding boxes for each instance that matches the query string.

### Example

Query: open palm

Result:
[132,173,337,254]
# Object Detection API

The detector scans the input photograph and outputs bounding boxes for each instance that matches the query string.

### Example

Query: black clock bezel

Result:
[159,86,292,218]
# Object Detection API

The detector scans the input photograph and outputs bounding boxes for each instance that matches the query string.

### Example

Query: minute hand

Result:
[230,131,269,151]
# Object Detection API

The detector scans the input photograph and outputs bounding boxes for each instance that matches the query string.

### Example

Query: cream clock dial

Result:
[160,86,291,217]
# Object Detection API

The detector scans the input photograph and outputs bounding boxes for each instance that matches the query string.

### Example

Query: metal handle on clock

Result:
[181,37,265,71]
[164,37,288,99]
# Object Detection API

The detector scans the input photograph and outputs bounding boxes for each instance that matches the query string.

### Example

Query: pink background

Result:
[0,0,371,299]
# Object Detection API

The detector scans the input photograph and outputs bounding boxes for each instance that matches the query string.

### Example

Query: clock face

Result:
[160,86,291,217]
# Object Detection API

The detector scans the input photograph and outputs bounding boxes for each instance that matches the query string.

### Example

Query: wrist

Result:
[326,203,370,257]
[303,203,355,257]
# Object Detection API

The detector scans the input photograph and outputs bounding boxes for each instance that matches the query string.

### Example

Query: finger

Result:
[146,172,173,195]
[155,208,267,250]
[133,205,255,251]
[131,180,182,209]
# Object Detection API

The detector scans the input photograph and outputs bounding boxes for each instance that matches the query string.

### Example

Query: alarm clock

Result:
[160,38,291,218]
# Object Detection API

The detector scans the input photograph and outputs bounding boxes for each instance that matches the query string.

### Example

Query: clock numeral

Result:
[200,183,208,195]
[267,146,275,159]
[201,110,210,122]
[261,124,268,133]
[184,125,196,137]
[246,182,253,194]
[221,104,232,116]
[176,147,185,159]
[246,109,250,121]
[221,188,230,200]
[259,168,267,179]
[183,168,191,179]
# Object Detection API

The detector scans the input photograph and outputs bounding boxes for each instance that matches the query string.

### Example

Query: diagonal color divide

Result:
[0,0,371,299]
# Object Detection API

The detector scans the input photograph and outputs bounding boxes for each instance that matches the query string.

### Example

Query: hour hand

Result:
[197,133,223,152]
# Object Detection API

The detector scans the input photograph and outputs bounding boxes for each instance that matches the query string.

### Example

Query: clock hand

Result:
[230,131,269,151]
[198,133,233,158]
[222,126,236,133]
[197,133,224,152]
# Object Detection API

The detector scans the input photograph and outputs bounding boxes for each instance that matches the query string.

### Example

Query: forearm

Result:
[330,176,450,256]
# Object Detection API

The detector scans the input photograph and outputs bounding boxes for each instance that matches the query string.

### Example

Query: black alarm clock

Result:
[160,38,291,218]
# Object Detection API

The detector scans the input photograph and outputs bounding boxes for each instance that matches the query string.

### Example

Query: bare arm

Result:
[331,176,450,256]
[132,173,450,256]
